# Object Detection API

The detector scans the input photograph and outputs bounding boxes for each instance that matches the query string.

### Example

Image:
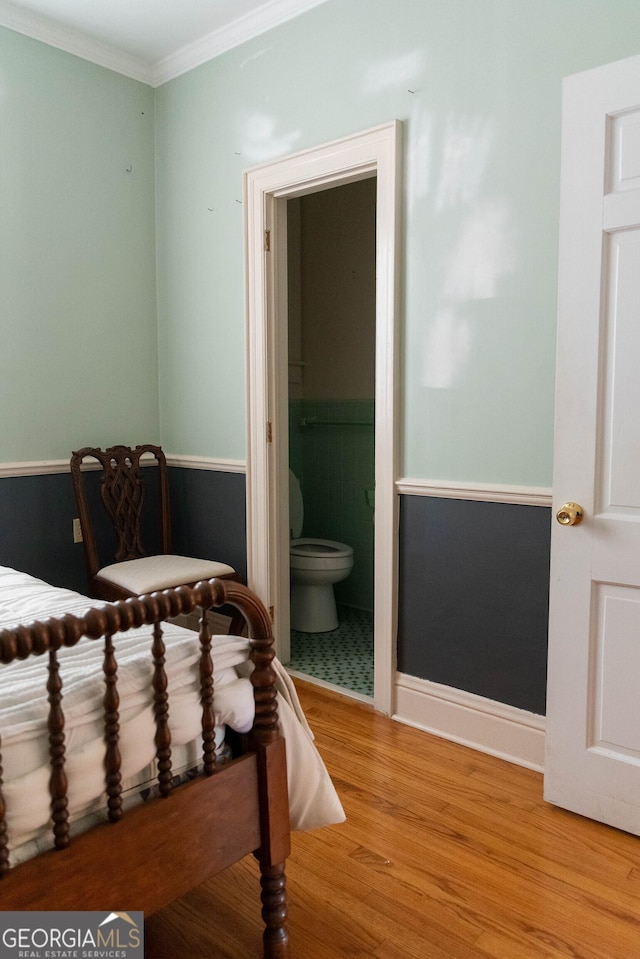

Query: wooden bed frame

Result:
[0,578,291,958]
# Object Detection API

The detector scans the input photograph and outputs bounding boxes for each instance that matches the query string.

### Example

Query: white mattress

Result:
[0,566,344,862]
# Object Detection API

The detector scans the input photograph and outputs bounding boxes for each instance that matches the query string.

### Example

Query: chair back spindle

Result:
[100,451,147,561]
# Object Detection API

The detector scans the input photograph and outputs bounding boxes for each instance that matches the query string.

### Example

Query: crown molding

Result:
[0,0,154,84]
[0,0,329,88]
[152,0,329,86]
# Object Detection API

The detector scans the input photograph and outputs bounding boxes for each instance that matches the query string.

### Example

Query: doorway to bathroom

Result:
[244,121,401,715]
[286,179,376,699]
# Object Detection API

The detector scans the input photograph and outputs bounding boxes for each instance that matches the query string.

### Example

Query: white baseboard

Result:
[394,673,545,772]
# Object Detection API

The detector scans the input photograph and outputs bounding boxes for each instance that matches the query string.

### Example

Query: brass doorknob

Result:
[556,502,584,526]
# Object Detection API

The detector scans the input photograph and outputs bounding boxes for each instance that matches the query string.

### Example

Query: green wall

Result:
[3,2,640,484]
[154,0,640,485]
[0,29,158,462]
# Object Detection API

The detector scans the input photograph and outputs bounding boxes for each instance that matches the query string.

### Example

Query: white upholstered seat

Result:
[96,555,236,596]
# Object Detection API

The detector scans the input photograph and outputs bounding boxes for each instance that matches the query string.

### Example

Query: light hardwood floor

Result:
[146,679,640,958]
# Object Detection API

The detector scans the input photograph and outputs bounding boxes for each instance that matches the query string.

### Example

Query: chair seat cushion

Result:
[96,555,235,595]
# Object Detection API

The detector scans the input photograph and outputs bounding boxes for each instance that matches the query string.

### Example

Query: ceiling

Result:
[0,0,328,86]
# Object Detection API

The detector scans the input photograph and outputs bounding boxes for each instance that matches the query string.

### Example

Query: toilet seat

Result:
[290,537,353,560]
[290,538,353,573]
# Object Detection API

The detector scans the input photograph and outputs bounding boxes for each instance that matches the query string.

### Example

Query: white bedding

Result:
[0,566,344,862]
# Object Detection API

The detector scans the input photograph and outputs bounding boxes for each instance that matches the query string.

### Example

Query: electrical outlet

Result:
[73,518,83,544]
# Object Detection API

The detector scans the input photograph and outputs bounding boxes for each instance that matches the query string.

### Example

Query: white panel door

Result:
[545,53,640,834]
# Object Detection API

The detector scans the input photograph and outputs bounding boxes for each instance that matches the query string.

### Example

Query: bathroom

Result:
[285,176,377,699]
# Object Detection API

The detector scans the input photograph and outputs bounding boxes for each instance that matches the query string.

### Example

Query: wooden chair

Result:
[70,444,241,615]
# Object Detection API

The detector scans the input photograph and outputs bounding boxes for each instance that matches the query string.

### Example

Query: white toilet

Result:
[289,470,354,633]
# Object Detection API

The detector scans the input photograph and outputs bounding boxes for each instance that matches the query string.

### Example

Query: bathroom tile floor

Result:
[286,605,373,698]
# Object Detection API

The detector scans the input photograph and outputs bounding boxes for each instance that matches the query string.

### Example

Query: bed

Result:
[0,565,344,957]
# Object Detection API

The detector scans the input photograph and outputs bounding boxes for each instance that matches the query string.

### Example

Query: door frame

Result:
[244,121,402,714]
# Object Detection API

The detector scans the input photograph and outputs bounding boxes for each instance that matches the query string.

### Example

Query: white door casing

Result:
[545,53,640,834]
[244,121,402,714]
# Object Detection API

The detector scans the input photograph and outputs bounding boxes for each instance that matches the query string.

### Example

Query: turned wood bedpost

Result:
[47,647,70,849]
[202,580,291,959]
[198,608,217,775]
[103,634,123,821]
[151,620,172,795]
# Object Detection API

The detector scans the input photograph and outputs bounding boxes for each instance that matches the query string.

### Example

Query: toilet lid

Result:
[289,470,303,538]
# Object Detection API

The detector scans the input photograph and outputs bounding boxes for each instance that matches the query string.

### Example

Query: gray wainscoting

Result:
[0,468,247,596]
[168,467,247,583]
[0,472,86,592]
[397,496,551,715]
